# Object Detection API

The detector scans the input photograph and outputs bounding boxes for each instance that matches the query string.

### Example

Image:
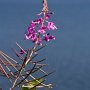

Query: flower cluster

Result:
[25,14,57,46]
[25,1,57,46]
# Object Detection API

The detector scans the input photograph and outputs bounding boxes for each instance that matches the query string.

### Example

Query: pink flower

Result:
[25,12,57,45]
[20,49,25,55]
[44,34,55,42]
[33,18,42,24]
[38,26,47,34]
[49,35,55,40]
[37,38,42,46]
[44,35,50,42]
[25,34,31,40]
[45,14,50,20]
[30,22,36,28]
[47,22,57,30]
[31,34,37,42]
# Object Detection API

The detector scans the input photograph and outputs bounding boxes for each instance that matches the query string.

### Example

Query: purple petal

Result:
[20,49,25,55]
[25,34,32,40]
[44,35,50,42]
[49,35,55,40]
[47,22,57,30]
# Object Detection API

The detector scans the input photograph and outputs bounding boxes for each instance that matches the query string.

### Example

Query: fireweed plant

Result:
[0,0,57,90]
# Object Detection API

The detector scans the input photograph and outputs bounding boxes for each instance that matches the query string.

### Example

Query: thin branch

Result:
[0,58,15,78]
[35,45,46,52]
[12,48,24,61]
[14,63,36,87]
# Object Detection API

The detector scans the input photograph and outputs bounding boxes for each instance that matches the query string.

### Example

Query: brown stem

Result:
[11,44,37,90]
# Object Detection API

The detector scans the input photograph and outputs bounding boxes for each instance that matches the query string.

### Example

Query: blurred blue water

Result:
[0,2,90,90]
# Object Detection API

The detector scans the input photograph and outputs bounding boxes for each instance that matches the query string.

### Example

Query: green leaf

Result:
[21,79,43,90]
[21,86,36,90]
[28,78,43,86]
[22,87,29,90]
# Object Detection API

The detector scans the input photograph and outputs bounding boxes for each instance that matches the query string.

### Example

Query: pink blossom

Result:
[44,35,50,42]
[47,22,57,30]
[38,26,47,34]
[30,22,36,28]
[45,14,50,20]
[49,35,55,40]
[25,34,31,40]
[25,10,57,45]
[37,38,42,46]
[33,18,42,24]
[20,49,25,55]
[31,34,37,42]
[44,35,55,42]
